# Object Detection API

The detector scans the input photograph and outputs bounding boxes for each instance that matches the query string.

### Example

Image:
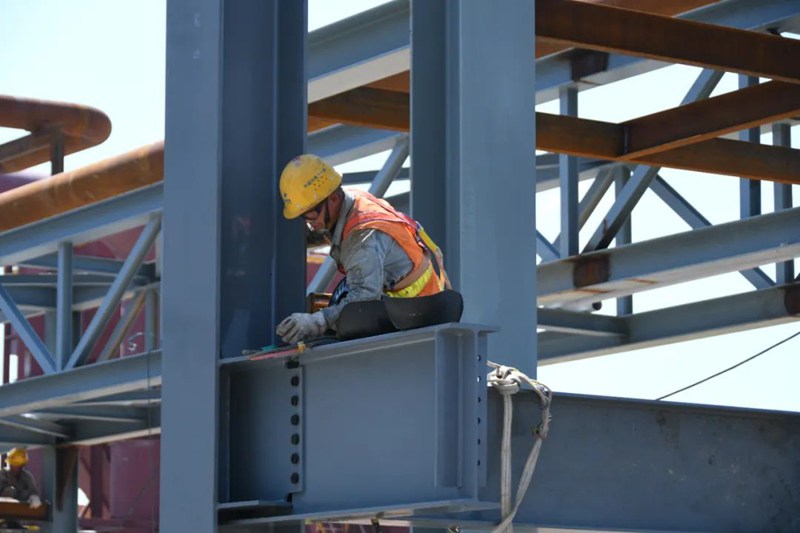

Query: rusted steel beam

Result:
[623,81,800,158]
[0,142,163,233]
[578,0,720,12]
[307,87,800,184]
[308,87,410,131]
[307,116,337,133]
[366,71,410,93]
[537,114,800,183]
[536,0,722,58]
[0,96,112,172]
[642,139,800,185]
[547,81,800,159]
[536,0,800,83]
[537,113,621,159]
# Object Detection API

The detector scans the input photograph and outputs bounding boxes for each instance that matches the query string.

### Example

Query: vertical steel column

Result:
[43,244,78,532]
[411,0,536,374]
[44,129,68,374]
[219,1,307,357]
[614,167,632,315]
[55,242,73,369]
[40,447,78,533]
[50,128,64,175]
[144,288,158,351]
[161,1,223,528]
[559,86,579,257]
[739,75,761,219]
[772,123,794,284]
[162,1,306,532]
[89,446,106,520]
[409,0,449,254]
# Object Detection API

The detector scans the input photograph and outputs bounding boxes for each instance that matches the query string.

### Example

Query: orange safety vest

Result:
[338,189,450,298]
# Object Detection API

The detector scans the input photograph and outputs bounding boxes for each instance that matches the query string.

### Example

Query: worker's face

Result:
[9,465,21,473]
[302,198,329,232]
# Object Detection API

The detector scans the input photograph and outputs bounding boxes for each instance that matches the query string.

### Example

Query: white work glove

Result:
[28,495,41,509]
[276,312,327,344]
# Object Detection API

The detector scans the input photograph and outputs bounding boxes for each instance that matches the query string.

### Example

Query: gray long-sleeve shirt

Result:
[319,189,414,330]
[0,467,38,502]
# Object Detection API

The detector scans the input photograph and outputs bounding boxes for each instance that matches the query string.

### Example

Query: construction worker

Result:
[0,448,41,510]
[276,154,449,344]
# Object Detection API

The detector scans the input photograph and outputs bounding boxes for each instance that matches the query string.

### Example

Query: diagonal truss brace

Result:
[0,282,56,374]
[582,69,723,253]
[649,175,773,289]
[66,216,161,369]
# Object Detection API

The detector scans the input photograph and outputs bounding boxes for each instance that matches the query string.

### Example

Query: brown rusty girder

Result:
[622,81,800,158]
[536,0,800,83]
[307,85,800,184]
[536,0,723,57]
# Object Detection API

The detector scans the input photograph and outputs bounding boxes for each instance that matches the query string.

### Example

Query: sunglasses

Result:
[301,200,326,221]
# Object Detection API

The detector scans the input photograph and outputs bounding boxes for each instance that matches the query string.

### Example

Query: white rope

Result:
[487,362,553,533]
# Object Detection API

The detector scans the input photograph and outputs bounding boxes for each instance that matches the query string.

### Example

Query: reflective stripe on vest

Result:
[386,263,436,298]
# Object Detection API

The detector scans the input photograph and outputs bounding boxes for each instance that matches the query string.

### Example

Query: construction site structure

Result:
[0,0,798,531]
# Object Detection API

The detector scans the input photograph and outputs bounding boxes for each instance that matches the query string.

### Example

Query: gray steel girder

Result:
[216,326,799,532]
[458,392,799,532]
[538,206,800,308]
[538,281,800,363]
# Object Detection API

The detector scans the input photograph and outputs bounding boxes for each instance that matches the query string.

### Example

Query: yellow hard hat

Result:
[7,448,27,467]
[279,154,342,219]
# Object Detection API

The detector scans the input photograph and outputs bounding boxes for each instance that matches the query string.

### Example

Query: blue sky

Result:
[1,0,799,411]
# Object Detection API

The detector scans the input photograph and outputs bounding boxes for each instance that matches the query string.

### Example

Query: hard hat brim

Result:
[283,204,304,219]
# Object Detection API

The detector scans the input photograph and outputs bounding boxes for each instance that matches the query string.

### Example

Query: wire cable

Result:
[656,328,800,401]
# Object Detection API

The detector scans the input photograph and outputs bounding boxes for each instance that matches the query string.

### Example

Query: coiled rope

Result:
[487,362,553,533]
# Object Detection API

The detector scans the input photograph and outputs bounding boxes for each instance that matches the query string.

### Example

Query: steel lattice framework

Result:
[0,0,797,531]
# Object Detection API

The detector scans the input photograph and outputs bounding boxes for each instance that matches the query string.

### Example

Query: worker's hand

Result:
[276,312,327,344]
[28,495,41,509]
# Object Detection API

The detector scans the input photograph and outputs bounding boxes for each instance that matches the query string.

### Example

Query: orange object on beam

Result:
[0,96,112,173]
[0,141,163,233]
[536,0,800,83]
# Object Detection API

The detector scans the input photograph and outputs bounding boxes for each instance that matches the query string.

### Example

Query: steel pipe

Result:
[0,141,163,233]
[0,96,112,172]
